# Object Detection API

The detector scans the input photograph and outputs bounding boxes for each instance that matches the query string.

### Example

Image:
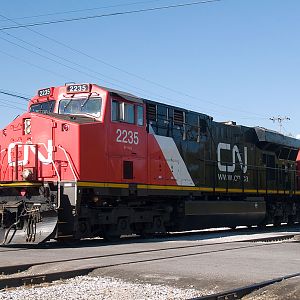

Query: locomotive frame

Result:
[0,83,299,245]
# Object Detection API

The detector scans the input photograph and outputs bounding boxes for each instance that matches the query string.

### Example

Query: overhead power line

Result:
[0,0,221,31]
[0,87,30,98]
[0,97,27,106]
[0,14,233,118]
[0,12,267,119]
[0,34,265,119]
[0,89,29,101]
[0,31,179,97]
[0,48,69,80]
[0,11,266,119]
[0,4,268,120]
[0,30,240,118]
[0,99,26,111]
[0,0,165,22]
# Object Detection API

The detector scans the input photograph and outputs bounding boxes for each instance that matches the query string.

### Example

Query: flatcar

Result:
[0,83,299,245]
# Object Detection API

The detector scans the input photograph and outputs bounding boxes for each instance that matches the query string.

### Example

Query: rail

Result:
[192,272,300,300]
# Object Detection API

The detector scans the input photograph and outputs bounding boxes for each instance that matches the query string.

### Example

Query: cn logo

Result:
[217,143,247,174]
[8,140,53,167]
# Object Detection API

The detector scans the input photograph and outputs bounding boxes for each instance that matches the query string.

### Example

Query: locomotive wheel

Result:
[132,223,153,238]
[56,236,79,244]
[257,220,267,228]
[103,217,131,242]
[103,233,121,242]
[287,215,295,226]
[273,216,282,227]
[103,232,124,242]
[153,216,165,233]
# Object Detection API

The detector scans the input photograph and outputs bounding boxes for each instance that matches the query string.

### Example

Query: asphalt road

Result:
[90,240,300,294]
[0,227,299,298]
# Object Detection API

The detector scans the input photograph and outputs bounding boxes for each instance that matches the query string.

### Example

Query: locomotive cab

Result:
[29,84,105,122]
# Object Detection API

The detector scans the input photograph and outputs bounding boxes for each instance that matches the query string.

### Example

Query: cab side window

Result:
[112,99,144,126]
[137,106,144,126]
[123,103,134,124]
[112,100,119,121]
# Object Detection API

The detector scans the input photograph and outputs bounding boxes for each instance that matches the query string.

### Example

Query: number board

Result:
[38,87,53,97]
[66,84,91,94]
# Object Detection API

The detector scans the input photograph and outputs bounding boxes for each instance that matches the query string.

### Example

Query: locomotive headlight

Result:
[62,123,70,131]
[22,169,33,181]
[24,118,31,135]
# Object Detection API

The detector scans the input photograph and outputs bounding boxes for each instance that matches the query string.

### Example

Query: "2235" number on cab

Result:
[116,129,139,145]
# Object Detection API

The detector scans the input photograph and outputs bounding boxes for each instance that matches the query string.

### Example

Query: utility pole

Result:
[269,116,290,134]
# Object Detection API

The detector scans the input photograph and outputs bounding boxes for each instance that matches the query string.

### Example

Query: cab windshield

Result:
[58,97,102,118]
[30,100,55,113]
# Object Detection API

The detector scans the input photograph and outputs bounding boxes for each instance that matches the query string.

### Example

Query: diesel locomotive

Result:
[0,83,299,245]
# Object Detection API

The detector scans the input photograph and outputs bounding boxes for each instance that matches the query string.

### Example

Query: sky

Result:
[0,0,299,137]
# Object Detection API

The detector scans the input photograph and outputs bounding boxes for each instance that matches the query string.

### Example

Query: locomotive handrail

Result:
[33,142,61,182]
[0,148,15,181]
[57,145,78,181]
[0,148,7,165]
[20,142,61,182]
[0,149,8,181]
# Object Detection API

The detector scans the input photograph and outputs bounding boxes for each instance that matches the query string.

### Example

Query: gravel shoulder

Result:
[2,274,299,300]
[0,275,205,300]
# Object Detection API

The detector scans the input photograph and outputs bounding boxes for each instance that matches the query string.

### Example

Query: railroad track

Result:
[0,228,298,276]
[0,223,298,254]
[0,231,298,290]
[191,272,300,300]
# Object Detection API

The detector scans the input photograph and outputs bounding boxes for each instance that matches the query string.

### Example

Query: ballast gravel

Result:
[0,275,202,300]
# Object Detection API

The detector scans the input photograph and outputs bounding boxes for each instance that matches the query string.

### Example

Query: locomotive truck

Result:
[0,83,299,245]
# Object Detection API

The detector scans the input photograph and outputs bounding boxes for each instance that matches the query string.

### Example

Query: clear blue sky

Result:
[0,0,299,138]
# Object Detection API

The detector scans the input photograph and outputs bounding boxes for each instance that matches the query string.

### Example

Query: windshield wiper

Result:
[80,97,90,110]
[62,99,73,112]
